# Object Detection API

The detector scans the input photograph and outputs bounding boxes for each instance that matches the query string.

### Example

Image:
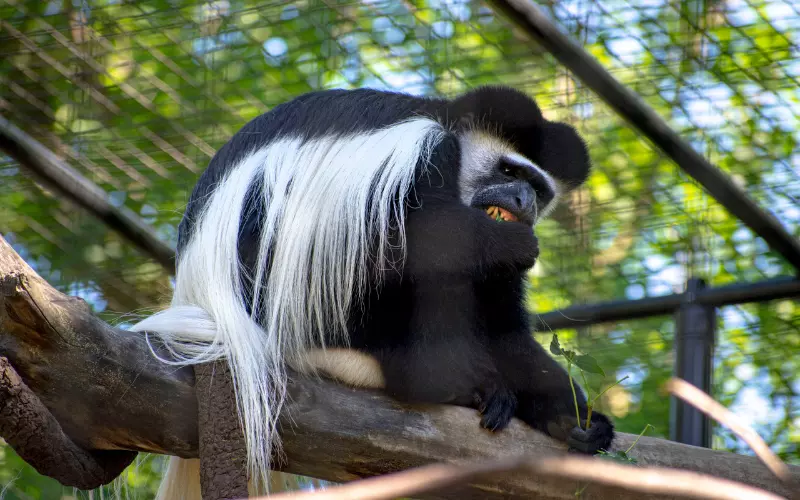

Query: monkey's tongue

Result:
[485,206,518,222]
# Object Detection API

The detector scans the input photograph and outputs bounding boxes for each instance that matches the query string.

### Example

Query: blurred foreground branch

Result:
[665,379,799,497]
[265,454,784,500]
[1,233,799,499]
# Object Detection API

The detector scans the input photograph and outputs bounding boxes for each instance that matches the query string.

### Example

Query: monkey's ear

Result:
[448,86,592,189]
[533,120,592,190]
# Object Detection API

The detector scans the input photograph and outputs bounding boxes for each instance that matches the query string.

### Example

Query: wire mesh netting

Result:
[0,0,798,492]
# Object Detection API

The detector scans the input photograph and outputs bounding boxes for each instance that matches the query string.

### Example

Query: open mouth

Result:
[484,205,520,223]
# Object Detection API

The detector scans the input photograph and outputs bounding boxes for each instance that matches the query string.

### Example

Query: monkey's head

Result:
[449,86,591,227]
[399,86,592,277]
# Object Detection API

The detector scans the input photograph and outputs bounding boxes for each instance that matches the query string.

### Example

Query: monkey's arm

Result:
[351,273,519,433]
[489,331,614,454]
[371,336,519,434]
[371,277,502,403]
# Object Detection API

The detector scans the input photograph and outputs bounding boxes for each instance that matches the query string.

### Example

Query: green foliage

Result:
[574,355,605,377]
[551,332,630,430]
[0,444,165,500]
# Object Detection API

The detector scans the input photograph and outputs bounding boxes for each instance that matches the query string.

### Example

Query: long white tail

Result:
[151,456,303,500]
[154,458,202,500]
[129,118,445,497]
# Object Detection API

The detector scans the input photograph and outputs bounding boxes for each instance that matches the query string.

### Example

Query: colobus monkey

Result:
[131,86,614,499]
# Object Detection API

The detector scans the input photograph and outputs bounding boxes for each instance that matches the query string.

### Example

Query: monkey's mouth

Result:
[484,205,519,223]
[470,186,536,226]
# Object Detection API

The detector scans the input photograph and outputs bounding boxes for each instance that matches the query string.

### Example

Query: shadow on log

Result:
[1,234,798,499]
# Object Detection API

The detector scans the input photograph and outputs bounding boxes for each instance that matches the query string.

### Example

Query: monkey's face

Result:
[458,130,560,229]
[400,88,592,277]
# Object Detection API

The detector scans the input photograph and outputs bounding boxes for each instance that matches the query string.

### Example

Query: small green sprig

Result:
[549,333,623,430]
[551,332,652,498]
[575,424,655,496]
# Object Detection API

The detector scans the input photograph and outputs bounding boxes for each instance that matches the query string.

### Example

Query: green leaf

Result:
[549,334,562,355]
[575,354,606,376]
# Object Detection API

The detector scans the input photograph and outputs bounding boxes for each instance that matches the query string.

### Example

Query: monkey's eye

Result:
[500,164,516,177]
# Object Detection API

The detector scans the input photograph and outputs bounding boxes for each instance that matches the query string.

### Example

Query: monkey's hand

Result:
[488,333,617,455]
[403,203,539,277]
[545,410,615,455]
[473,214,540,273]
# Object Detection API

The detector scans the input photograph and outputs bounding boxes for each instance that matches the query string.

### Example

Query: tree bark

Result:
[195,361,249,499]
[0,234,798,499]
[0,357,136,489]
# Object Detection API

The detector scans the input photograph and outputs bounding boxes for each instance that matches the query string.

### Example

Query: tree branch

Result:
[0,115,176,274]
[1,233,798,499]
[195,361,249,499]
[665,379,799,496]
[0,357,136,489]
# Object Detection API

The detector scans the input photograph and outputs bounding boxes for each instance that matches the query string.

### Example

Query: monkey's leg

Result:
[371,336,518,431]
[490,332,614,454]
[298,348,387,389]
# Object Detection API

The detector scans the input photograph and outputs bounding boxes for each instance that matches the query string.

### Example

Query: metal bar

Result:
[0,115,177,275]
[670,278,715,448]
[486,0,800,272]
[531,276,800,331]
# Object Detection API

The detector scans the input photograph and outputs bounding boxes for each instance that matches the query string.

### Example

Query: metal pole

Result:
[530,276,800,331]
[670,278,716,447]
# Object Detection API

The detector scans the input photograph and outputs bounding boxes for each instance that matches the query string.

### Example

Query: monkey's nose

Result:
[510,181,535,213]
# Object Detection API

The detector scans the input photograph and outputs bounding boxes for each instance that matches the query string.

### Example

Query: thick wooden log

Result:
[195,361,249,499]
[0,234,798,499]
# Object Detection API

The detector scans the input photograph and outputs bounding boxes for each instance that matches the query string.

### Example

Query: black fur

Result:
[181,86,614,455]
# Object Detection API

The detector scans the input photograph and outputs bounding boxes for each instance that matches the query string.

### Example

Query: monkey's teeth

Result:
[485,206,519,222]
